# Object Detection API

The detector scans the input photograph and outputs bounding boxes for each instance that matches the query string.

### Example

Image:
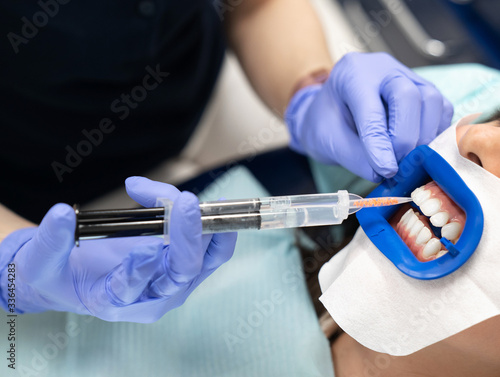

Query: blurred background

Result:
[337,0,500,68]
[87,0,500,208]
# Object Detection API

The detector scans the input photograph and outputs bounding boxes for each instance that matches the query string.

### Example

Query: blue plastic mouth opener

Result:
[74,192,412,245]
[356,145,484,280]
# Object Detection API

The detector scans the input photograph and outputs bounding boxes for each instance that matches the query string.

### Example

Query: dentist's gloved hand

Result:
[285,52,453,182]
[0,177,237,323]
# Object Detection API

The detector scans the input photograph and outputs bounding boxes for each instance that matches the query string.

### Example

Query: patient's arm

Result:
[0,204,35,242]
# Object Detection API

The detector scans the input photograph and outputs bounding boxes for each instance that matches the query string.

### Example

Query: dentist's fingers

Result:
[331,120,384,182]
[21,203,75,284]
[104,238,164,306]
[381,74,421,163]
[198,196,237,271]
[413,83,444,145]
[167,191,204,282]
[125,176,181,208]
[342,84,399,178]
[201,232,237,272]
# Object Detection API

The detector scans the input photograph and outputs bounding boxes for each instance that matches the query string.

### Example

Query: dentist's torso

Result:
[0,0,225,221]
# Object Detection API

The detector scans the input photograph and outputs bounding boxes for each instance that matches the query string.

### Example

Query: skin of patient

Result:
[330,115,500,377]
[332,315,500,377]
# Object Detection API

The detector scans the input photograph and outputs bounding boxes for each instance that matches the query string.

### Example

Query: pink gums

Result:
[389,181,466,262]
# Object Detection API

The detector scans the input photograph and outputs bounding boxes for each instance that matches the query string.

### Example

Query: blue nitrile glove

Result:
[285,52,454,182]
[0,177,237,323]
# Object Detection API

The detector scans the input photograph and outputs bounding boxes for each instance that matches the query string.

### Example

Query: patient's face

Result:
[331,114,500,375]
[390,114,500,262]
[455,116,500,178]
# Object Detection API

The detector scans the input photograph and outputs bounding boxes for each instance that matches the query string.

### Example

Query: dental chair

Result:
[337,0,500,69]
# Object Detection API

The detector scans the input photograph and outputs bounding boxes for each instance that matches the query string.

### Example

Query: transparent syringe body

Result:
[256,191,351,230]
[157,191,362,243]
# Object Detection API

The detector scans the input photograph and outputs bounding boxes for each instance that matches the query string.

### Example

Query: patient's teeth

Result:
[411,188,422,203]
[436,249,448,258]
[416,227,432,245]
[399,209,413,227]
[420,198,441,217]
[441,222,462,242]
[410,219,424,237]
[406,213,418,229]
[430,211,450,227]
[422,238,441,259]
[411,188,431,206]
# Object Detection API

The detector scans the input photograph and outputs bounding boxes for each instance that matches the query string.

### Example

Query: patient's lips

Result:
[390,182,466,262]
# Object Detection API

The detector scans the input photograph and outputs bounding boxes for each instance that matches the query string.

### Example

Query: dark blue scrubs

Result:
[0,0,225,221]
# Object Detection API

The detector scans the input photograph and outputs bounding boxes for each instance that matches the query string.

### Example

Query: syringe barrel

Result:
[199,198,261,215]
[157,191,350,244]
[258,190,349,230]
[157,197,263,243]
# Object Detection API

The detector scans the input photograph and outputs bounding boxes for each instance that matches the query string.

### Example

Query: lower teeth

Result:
[422,238,441,259]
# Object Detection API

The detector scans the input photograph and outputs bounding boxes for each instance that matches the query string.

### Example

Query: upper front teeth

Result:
[430,212,450,227]
[420,198,441,217]
[411,187,431,205]
[410,186,462,243]
[399,185,464,259]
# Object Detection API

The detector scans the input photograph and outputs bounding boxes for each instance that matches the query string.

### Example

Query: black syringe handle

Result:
[77,207,164,220]
[76,200,262,221]
[74,202,263,245]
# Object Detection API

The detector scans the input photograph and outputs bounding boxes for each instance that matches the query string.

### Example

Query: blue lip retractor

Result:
[356,145,484,280]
